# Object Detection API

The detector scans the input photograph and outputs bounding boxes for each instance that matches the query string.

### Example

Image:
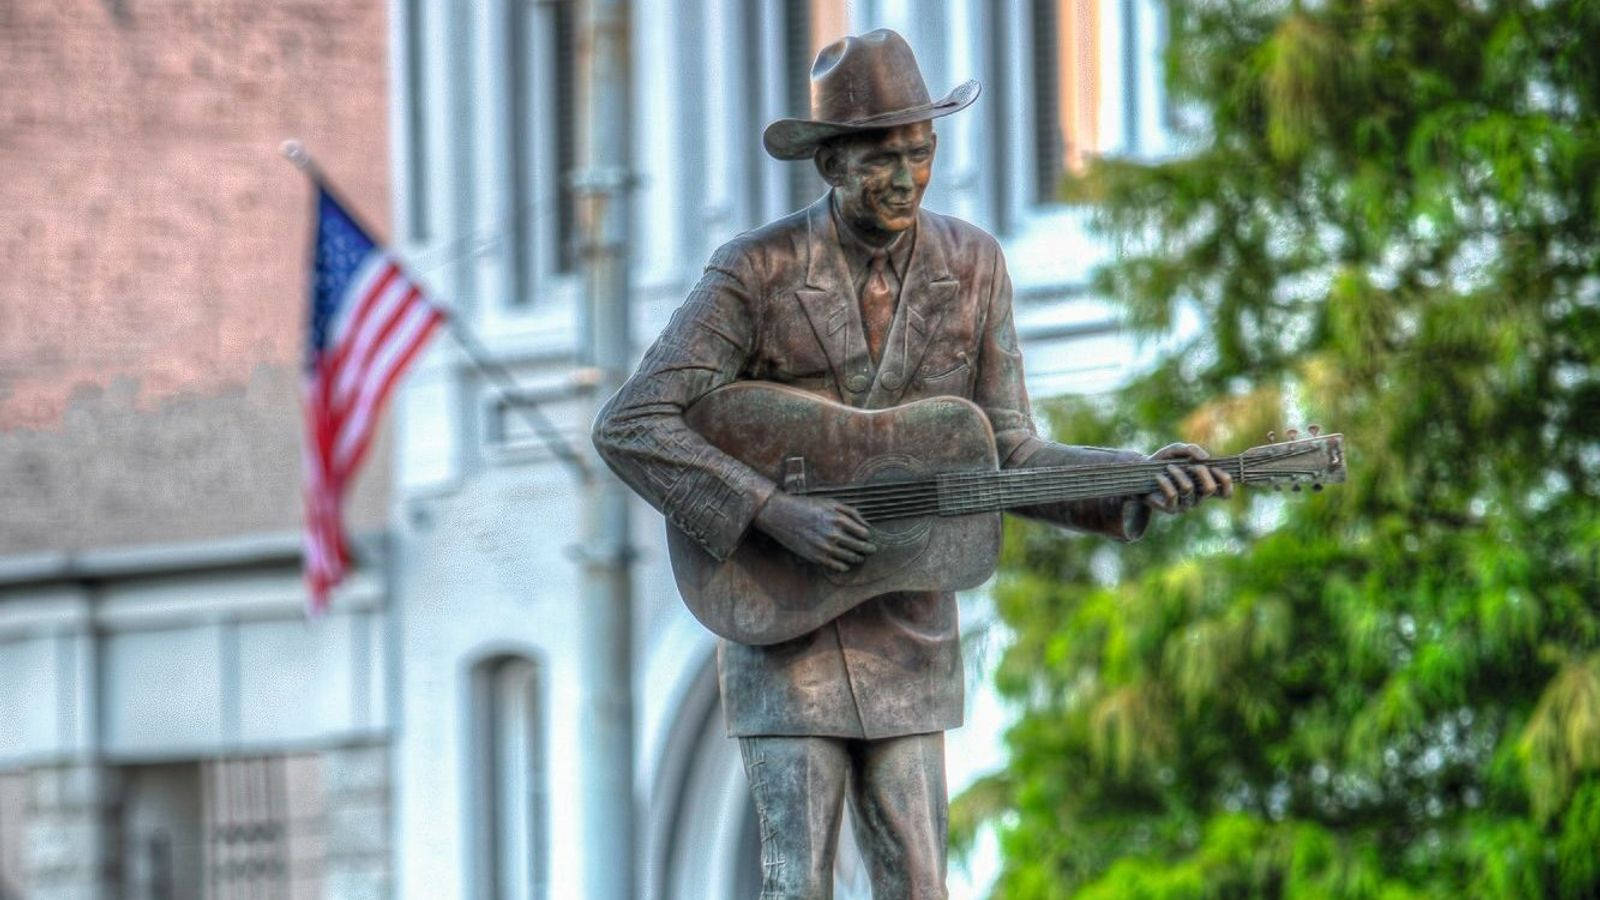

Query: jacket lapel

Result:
[863,209,958,409]
[794,196,875,405]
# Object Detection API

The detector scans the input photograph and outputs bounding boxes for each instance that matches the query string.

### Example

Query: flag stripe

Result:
[330,277,414,408]
[333,308,443,483]
[325,262,401,378]
[326,255,394,349]
[333,301,440,473]
[331,284,421,419]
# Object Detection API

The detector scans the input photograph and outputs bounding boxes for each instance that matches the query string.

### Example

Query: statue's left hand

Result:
[1143,443,1234,514]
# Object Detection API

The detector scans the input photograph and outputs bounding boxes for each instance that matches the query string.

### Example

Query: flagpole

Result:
[280,140,592,483]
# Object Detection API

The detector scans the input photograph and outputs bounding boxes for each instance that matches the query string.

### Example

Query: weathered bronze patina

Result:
[593,28,1233,897]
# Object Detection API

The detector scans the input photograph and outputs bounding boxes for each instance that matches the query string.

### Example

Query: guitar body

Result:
[669,382,1002,646]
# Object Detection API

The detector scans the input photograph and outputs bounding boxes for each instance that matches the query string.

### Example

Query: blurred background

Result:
[5,0,1599,898]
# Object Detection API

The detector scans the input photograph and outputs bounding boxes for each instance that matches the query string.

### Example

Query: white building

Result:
[0,1,1174,897]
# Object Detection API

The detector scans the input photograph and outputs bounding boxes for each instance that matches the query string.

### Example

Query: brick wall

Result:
[0,0,392,553]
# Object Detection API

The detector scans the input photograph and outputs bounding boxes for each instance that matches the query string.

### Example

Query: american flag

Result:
[303,187,443,613]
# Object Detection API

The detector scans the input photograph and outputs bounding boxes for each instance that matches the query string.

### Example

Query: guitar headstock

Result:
[1239,426,1346,491]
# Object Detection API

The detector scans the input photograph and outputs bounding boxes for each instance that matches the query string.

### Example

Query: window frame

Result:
[981,0,1172,290]
[466,653,549,900]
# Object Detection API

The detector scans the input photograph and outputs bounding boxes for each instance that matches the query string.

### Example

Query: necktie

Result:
[861,249,895,365]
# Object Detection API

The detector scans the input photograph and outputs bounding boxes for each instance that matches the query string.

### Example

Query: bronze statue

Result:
[593,29,1239,898]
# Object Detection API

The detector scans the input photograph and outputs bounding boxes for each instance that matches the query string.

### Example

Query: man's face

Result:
[818,121,936,240]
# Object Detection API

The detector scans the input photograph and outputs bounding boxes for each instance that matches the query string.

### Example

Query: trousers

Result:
[738,732,948,899]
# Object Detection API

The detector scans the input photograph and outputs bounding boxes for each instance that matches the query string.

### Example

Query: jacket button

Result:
[881,371,902,390]
[846,374,870,393]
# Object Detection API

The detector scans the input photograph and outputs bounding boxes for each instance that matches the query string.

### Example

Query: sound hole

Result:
[850,453,931,547]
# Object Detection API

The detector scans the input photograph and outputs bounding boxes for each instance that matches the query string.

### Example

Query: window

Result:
[677,0,843,266]
[506,0,534,298]
[1030,0,1101,202]
[204,757,288,896]
[985,0,1015,233]
[470,655,547,900]
[782,0,827,211]
[549,0,580,275]
[1118,0,1141,155]
[506,0,581,307]
[201,755,325,899]
[403,0,429,242]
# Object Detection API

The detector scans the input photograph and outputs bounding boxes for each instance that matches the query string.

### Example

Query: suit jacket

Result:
[593,193,1148,739]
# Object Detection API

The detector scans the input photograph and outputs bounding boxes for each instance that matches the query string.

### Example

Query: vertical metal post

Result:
[573,0,636,896]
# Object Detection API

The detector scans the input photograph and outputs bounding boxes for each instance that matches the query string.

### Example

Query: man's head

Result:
[761,27,976,203]
[814,121,937,242]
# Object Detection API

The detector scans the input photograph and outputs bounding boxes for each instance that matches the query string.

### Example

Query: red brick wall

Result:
[0,0,392,553]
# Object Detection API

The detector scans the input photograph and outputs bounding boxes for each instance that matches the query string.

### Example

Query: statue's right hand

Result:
[753,492,877,572]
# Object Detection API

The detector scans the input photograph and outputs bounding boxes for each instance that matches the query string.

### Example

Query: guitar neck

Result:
[807,457,1239,521]
[936,457,1248,515]
[806,445,1348,520]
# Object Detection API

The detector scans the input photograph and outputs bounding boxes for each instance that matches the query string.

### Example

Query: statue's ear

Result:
[814,144,845,187]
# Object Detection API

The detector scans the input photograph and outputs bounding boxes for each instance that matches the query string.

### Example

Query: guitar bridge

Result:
[783,456,808,494]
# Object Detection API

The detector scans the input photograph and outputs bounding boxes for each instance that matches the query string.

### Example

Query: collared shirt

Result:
[830,192,915,302]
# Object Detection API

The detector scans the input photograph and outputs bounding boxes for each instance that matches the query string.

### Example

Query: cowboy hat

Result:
[762,28,980,161]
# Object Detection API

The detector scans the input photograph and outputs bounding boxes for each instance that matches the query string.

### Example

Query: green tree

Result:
[954,2,1600,896]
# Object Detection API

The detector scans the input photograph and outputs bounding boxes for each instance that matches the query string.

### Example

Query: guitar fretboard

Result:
[804,444,1332,521]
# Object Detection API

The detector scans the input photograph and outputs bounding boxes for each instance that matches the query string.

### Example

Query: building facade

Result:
[0,0,395,896]
[0,1,1173,897]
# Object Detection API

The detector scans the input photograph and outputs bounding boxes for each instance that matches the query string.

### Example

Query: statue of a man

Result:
[594,29,1231,897]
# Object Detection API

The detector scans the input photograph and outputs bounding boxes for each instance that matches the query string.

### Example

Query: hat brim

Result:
[762,80,980,161]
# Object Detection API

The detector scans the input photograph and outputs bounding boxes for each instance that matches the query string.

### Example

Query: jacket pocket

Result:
[916,354,971,395]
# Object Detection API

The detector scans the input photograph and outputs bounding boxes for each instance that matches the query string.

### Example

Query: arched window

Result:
[469,655,548,900]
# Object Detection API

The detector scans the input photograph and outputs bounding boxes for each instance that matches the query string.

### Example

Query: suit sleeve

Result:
[972,243,1150,542]
[591,242,776,560]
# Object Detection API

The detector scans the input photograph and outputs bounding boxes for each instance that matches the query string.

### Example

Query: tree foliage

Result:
[956,1,1600,896]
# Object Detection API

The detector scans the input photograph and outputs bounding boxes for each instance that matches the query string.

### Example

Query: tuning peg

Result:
[1287,428,1300,440]
[1308,424,1321,436]
[1267,430,1277,443]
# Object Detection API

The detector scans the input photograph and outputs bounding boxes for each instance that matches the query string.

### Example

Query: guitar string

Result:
[808,448,1324,507]
[806,453,1304,504]
[848,468,1323,520]
[853,480,1309,521]
[844,470,1221,515]
[871,470,1160,506]
[926,466,1321,508]
[822,463,1234,508]
[931,469,1321,512]
[805,455,1251,500]
[856,475,1160,518]
[853,475,1159,519]
[814,444,1325,499]
[867,470,1323,520]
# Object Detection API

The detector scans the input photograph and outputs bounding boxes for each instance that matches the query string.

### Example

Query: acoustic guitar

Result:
[668,382,1345,646]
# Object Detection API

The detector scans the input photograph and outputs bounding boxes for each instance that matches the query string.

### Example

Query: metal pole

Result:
[572,0,636,896]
